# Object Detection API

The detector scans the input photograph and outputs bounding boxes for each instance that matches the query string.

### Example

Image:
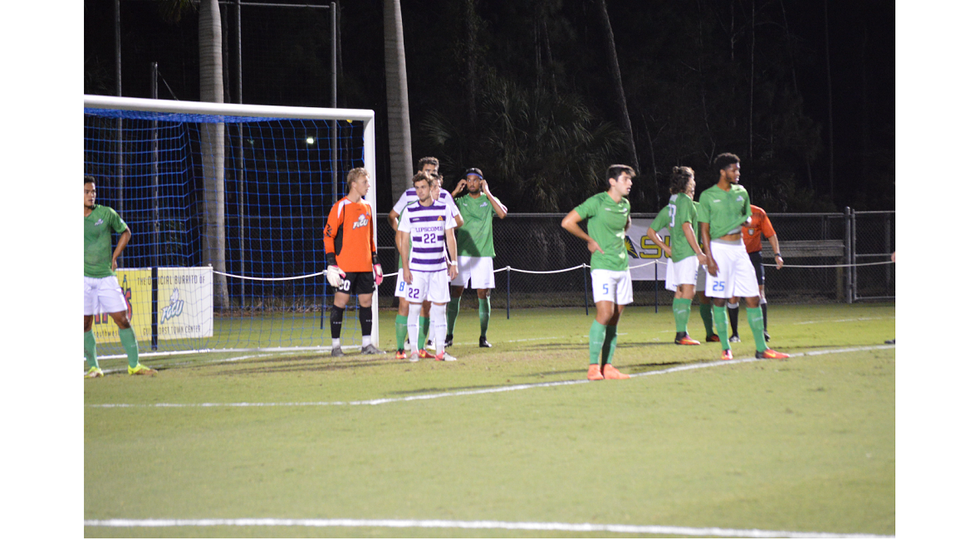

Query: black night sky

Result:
[83,0,896,214]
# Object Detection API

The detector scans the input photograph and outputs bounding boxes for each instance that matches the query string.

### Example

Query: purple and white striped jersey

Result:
[397,200,457,273]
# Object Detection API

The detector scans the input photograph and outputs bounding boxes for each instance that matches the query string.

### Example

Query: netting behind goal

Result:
[84,96,377,356]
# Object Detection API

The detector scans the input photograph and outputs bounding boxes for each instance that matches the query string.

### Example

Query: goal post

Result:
[84,95,378,356]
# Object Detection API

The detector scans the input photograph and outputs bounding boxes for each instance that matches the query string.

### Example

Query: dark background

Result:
[84,0,895,214]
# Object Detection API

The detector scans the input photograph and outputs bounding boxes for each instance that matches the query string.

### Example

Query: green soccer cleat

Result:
[128,364,158,376]
[84,367,104,378]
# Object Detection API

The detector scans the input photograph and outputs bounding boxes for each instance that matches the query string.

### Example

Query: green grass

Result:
[84,303,895,537]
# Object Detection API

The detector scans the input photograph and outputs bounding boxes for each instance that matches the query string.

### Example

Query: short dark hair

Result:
[713,153,740,174]
[412,171,434,188]
[417,156,439,171]
[669,166,694,195]
[606,164,636,183]
[84,175,96,185]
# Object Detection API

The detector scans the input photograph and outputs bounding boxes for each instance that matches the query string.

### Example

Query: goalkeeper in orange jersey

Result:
[323,167,385,356]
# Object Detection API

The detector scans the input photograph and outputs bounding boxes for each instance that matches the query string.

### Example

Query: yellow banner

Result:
[92,269,152,343]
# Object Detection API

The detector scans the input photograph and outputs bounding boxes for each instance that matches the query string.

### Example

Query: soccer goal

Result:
[84,95,377,356]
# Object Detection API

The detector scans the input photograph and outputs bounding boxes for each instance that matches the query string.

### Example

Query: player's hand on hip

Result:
[587,239,604,254]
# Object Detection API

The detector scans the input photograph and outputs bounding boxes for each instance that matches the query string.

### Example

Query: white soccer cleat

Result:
[435,351,457,362]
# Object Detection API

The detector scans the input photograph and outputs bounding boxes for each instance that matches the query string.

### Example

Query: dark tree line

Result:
[84,0,894,214]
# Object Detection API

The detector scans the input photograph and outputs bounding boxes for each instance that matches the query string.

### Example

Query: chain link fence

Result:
[377,210,895,313]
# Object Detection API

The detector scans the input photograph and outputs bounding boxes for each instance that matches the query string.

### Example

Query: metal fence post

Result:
[506,266,511,320]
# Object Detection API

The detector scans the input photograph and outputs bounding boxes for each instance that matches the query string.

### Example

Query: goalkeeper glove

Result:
[327,265,346,288]
[373,264,384,286]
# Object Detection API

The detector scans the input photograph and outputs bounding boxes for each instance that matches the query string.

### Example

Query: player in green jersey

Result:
[646,167,707,345]
[697,154,788,361]
[446,167,508,347]
[83,177,157,377]
[561,164,635,381]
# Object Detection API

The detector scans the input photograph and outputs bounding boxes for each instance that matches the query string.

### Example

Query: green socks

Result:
[84,330,98,369]
[601,324,618,366]
[746,307,767,352]
[447,297,461,337]
[395,314,408,351]
[418,316,430,346]
[712,305,730,350]
[119,327,140,369]
[673,298,692,334]
[700,302,714,337]
[588,320,606,365]
[478,297,491,338]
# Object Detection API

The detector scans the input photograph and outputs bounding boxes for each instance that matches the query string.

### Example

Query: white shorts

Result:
[83,275,128,316]
[705,240,760,299]
[591,269,633,305]
[405,269,451,304]
[450,256,496,289]
[395,267,409,299]
[669,256,700,289]
[664,259,676,292]
[696,264,707,292]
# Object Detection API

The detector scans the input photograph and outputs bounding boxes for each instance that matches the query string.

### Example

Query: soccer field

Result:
[83,303,895,538]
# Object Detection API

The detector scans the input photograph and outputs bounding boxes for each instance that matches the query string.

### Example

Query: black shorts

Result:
[748,251,765,285]
[334,271,376,295]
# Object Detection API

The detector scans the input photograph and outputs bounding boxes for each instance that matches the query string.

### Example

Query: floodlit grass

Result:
[84,303,895,538]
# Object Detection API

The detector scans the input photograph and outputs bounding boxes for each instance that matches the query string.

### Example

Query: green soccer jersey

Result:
[574,192,631,271]
[667,193,699,262]
[649,205,670,233]
[697,184,751,240]
[455,193,500,257]
[84,205,128,278]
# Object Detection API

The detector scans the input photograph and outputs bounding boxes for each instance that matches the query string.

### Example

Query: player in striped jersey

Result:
[387,157,463,359]
[323,167,385,356]
[396,172,459,362]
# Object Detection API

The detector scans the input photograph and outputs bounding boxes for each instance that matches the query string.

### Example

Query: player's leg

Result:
[734,255,787,359]
[598,271,631,379]
[406,302,422,361]
[589,299,615,380]
[331,288,352,356]
[671,257,700,345]
[706,242,734,358]
[427,271,454,361]
[727,296,741,342]
[476,288,491,347]
[759,284,769,340]
[394,268,412,357]
[83,315,102,377]
[97,276,154,375]
[750,250,768,340]
[446,285,464,347]
[419,300,432,353]
[83,279,103,377]
[695,267,717,342]
[356,275,383,354]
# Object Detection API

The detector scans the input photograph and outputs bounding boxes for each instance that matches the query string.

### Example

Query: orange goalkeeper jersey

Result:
[741,204,775,254]
[323,197,376,272]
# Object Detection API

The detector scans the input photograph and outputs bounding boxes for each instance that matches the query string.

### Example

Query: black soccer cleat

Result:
[479,336,492,348]
[445,334,453,347]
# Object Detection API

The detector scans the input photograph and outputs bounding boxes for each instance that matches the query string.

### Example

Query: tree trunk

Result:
[384,0,414,201]
[200,0,229,309]
[823,0,835,202]
[594,0,639,171]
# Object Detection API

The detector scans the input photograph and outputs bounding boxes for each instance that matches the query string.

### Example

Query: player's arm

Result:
[451,179,467,198]
[760,213,783,269]
[387,208,400,231]
[111,228,132,272]
[369,207,384,284]
[700,221,718,276]
[396,229,412,284]
[561,209,604,254]
[445,226,459,280]
[482,181,508,219]
[682,221,707,265]
[324,204,347,286]
[645,227,670,259]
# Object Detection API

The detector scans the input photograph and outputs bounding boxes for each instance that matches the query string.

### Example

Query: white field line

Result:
[82,517,892,537]
[86,345,893,409]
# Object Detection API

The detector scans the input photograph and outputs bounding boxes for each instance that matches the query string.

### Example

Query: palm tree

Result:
[593,0,639,171]
[160,0,229,309]
[384,0,413,202]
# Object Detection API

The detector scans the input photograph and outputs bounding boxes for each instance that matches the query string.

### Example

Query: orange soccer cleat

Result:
[587,364,604,381]
[756,348,790,360]
[601,364,630,380]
